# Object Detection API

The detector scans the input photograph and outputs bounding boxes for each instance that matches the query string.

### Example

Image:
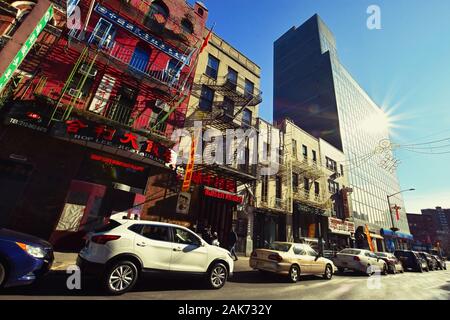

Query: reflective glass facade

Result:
[274,14,410,233]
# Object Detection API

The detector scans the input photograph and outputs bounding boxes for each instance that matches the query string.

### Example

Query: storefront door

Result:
[50,180,106,250]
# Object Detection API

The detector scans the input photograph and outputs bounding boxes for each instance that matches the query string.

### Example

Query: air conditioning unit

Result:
[79,63,98,77]
[155,99,170,112]
[68,88,82,98]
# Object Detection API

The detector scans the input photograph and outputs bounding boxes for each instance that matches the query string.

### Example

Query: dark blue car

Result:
[0,228,54,288]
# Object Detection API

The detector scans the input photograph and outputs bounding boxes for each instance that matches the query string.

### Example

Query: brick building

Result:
[0,0,208,250]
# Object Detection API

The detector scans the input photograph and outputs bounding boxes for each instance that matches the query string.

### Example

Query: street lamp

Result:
[387,188,415,232]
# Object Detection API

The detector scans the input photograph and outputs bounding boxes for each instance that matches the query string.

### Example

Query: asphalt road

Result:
[1,266,449,300]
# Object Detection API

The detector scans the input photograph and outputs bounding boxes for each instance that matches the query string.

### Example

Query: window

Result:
[276,176,282,199]
[227,67,238,89]
[326,157,337,172]
[293,245,306,255]
[304,177,310,191]
[242,109,252,126]
[173,227,202,246]
[141,225,171,242]
[314,181,320,195]
[205,54,219,79]
[147,1,169,22]
[302,145,308,159]
[340,164,344,176]
[261,175,268,202]
[244,79,254,98]
[328,180,339,194]
[181,18,193,34]
[222,96,234,115]
[292,139,297,159]
[199,85,214,111]
[292,173,299,192]
[312,150,317,162]
[89,18,115,48]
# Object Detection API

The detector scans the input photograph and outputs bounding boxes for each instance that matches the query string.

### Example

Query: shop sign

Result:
[90,154,145,172]
[204,186,243,204]
[51,117,173,166]
[342,188,351,218]
[94,3,190,64]
[296,203,324,215]
[0,4,54,92]
[328,217,355,234]
[191,170,236,193]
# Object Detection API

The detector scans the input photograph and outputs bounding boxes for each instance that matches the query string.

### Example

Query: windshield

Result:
[377,252,387,257]
[269,242,292,252]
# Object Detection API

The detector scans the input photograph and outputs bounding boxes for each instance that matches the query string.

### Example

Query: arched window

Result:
[148,1,169,23]
[181,18,193,34]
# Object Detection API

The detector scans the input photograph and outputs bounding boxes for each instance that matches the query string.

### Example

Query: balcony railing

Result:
[292,189,328,208]
[100,0,199,51]
[101,41,191,95]
[291,157,323,179]
[194,75,262,107]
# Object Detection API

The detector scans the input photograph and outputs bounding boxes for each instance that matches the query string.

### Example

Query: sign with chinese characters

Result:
[328,217,356,234]
[191,170,236,193]
[204,186,243,204]
[51,117,173,166]
[0,4,54,92]
[94,3,190,64]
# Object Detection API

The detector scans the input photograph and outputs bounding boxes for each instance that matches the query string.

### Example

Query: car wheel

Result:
[207,263,228,289]
[0,261,6,288]
[425,267,429,272]
[366,264,374,276]
[288,265,300,283]
[103,260,138,295]
[417,265,423,273]
[390,265,397,274]
[323,264,333,280]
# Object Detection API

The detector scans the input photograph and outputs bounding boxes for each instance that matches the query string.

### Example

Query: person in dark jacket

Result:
[228,228,238,261]
[202,225,213,245]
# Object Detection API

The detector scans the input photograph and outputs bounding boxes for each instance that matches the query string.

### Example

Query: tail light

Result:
[268,253,283,262]
[91,235,121,244]
[353,256,361,262]
[251,251,258,258]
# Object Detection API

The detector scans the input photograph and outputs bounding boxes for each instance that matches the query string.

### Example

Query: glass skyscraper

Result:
[273,14,411,237]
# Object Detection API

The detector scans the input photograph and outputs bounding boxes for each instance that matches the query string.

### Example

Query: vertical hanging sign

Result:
[181,133,197,192]
[364,224,375,252]
[0,4,54,92]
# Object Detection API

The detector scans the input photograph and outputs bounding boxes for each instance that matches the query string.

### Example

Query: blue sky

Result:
[196,0,450,213]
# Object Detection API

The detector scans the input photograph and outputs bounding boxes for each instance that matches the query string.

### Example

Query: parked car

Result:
[376,252,404,274]
[249,242,335,282]
[394,250,428,272]
[417,252,437,271]
[77,219,234,295]
[332,248,387,276]
[0,228,54,289]
[430,255,446,270]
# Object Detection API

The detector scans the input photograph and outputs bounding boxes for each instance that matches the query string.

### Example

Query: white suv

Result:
[77,219,234,295]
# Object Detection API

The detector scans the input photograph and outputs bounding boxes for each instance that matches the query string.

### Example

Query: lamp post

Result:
[387,188,415,232]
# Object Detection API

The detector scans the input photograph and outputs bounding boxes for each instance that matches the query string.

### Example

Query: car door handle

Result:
[137,242,147,247]
[173,247,182,252]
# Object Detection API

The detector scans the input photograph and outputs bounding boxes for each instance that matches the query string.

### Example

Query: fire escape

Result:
[187,72,263,184]
[16,0,202,147]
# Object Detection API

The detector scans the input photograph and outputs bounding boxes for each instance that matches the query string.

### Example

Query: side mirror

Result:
[315,254,320,261]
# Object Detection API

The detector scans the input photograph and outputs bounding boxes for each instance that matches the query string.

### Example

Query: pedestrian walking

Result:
[202,225,213,244]
[211,232,220,247]
[228,228,238,261]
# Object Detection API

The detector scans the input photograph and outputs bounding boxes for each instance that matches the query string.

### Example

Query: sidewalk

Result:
[52,252,252,272]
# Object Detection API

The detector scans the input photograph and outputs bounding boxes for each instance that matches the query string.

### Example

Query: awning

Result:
[370,233,384,240]
[396,232,414,241]
[329,229,351,236]
[380,228,396,237]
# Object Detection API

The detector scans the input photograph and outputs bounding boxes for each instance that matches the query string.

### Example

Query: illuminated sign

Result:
[191,170,236,193]
[94,3,190,64]
[204,186,243,204]
[0,4,54,92]
[90,154,145,172]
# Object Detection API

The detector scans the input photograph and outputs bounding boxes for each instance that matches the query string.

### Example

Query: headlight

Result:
[16,242,46,258]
